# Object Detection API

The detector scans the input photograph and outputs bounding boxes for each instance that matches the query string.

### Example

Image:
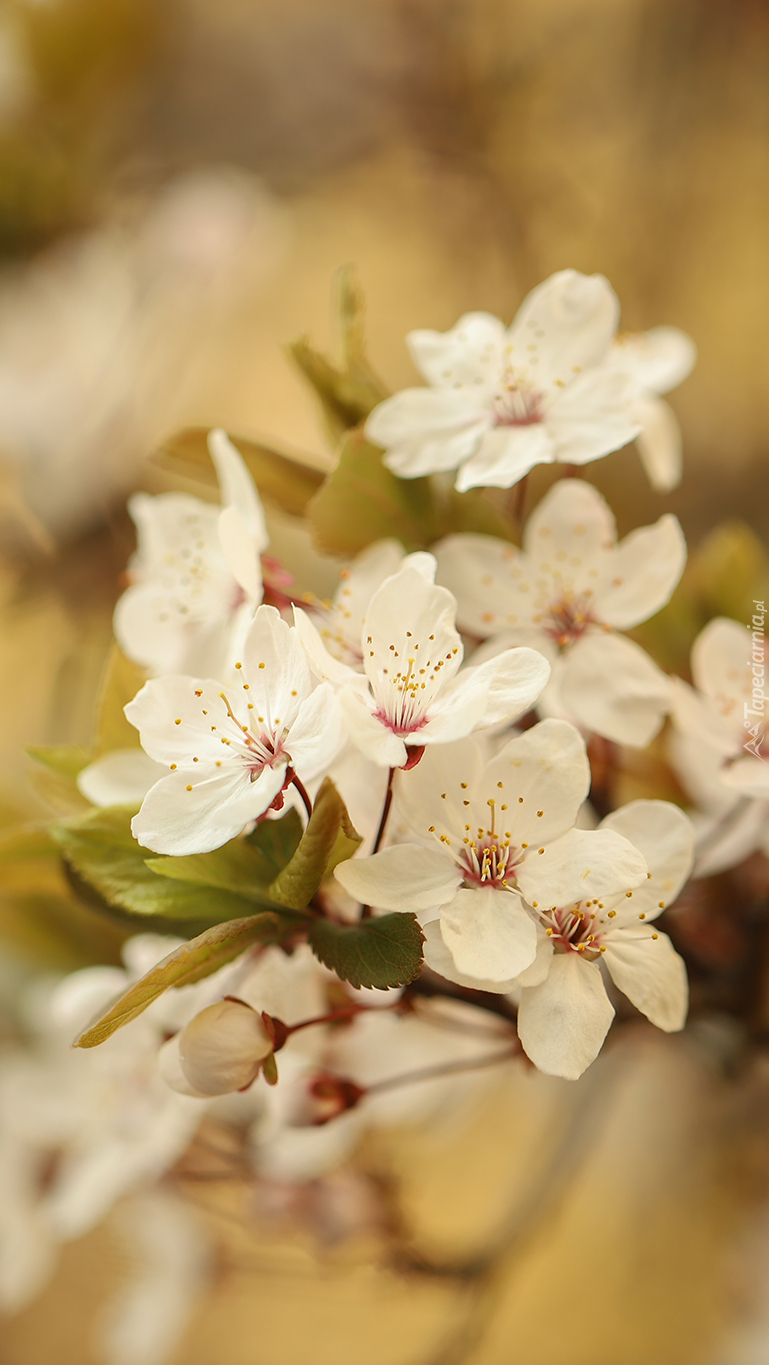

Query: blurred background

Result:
[1,0,769,1360]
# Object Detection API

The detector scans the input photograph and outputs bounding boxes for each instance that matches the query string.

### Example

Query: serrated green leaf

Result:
[307,913,424,990]
[96,644,146,754]
[51,806,279,926]
[27,745,95,779]
[152,427,324,519]
[74,913,284,1048]
[307,429,441,557]
[268,779,361,910]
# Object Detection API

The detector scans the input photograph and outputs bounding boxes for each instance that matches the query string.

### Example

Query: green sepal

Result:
[307,428,441,557]
[74,913,285,1048]
[267,779,361,910]
[307,912,425,991]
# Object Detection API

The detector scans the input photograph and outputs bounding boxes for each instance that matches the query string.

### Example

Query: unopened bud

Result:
[178,999,274,1096]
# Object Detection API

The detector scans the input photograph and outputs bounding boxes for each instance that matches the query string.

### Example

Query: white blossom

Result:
[423,799,693,1080]
[127,605,344,855]
[436,479,685,745]
[669,617,769,874]
[335,722,648,985]
[314,540,435,667]
[294,556,550,769]
[365,270,642,491]
[114,428,268,678]
[608,327,696,492]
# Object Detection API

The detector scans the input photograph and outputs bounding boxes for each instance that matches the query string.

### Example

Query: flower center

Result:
[544,902,605,959]
[459,835,515,889]
[218,691,287,780]
[543,594,594,649]
[492,375,544,427]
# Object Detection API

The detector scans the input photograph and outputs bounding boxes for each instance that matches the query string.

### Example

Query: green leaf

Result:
[288,266,388,444]
[268,779,361,910]
[52,806,280,927]
[307,913,424,990]
[307,428,441,557]
[96,644,146,754]
[442,488,518,543]
[146,840,277,899]
[245,808,304,881]
[152,427,325,519]
[74,913,284,1048]
[27,745,94,779]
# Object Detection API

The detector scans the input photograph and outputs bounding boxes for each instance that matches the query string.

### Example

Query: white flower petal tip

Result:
[365,270,657,490]
[177,1000,273,1096]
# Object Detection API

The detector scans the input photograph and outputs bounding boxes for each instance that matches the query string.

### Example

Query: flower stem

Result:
[366,1045,520,1097]
[291,773,313,819]
[372,767,394,855]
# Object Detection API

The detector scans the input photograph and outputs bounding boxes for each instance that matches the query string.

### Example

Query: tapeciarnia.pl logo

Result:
[745,599,766,761]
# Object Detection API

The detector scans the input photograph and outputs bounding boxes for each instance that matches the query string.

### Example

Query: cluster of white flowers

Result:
[10,266,733,1362]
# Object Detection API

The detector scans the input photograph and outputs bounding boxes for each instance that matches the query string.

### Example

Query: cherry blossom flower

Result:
[294,557,550,769]
[365,270,642,491]
[609,327,696,492]
[335,722,648,985]
[127,605,344,855]
[669,617,769,874]
[114,428,268,678]
[435,479,685,746]
[423,799,693,1080]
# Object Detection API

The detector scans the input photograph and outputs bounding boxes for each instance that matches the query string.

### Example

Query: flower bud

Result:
[178,999,274,1096]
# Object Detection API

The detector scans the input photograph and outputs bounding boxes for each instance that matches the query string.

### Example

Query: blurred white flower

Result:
[670,617,769,875]
[609,327,696,492]
[335,722,648,986]
[436,479,685,746]
[127,605,345,855]
[114,428,268,678]
[295,556,550,769]
[365,270,641,490]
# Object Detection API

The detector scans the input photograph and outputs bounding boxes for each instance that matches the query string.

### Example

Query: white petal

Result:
[208,428,269,550]
[364,564,462,716]
[434,533,536,638]
[217,504,262,603]
[634,396,684,493]
[517,953,615,1079]
[692,617,752,713]
[293,605,362,686]
[440,886,537,982]
[395,736,485,842]
[459,645,551,725]
[454,423,554,491]
[516,826,648,910]
[407,312,507,388]
[693,798,768,877]
[241,605,315,724]
[334,844,460,912]
[721,754,769,800]
[523,477,616,568]
[132,766,284,854]
[366,388,489,474]
[611,326,696,396]
[603,931,688,1031]
[482,718,591,845]
[158,1035,208,1097]
[77,748,166,808]
[507,270,619,385]
[125,676,239,765]
[422,918,518,993]
[600,799,694,919]
[668,675,737,756]
[560,632,671,746]
[546,368,640,465]
[343,686,407,767]
[285,683,346,778]
[596,514,686,629]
